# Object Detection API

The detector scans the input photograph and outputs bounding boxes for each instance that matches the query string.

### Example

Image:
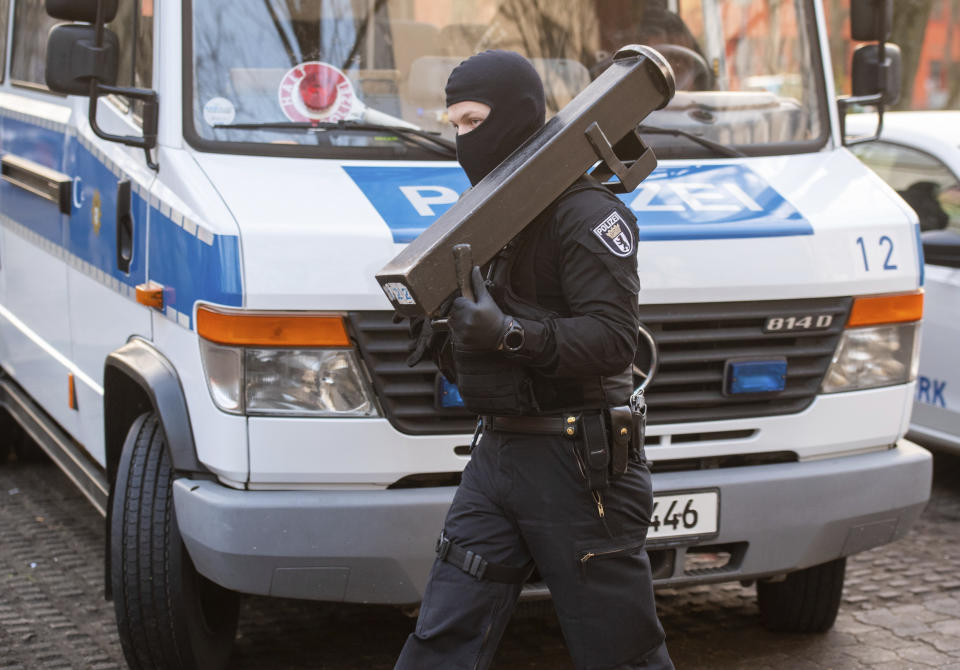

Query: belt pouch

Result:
[452,347,537,415]
[631,394,647,463]
[579,413,609,492]
[607,406,632,477]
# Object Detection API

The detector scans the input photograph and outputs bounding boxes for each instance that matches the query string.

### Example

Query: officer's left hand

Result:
[449,266,509,351]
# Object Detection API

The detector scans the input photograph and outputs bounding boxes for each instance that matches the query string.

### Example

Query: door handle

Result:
[0,154,72,214]
[116,180,133,273]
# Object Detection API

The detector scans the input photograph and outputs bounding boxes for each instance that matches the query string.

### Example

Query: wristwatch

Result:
[500,319,525,353]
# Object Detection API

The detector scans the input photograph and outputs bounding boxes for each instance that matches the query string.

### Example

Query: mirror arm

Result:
[838,93,885,146]
[94,0,105,46]
[87,83,160,171]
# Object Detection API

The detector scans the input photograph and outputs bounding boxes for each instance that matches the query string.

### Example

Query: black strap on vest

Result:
[435,532,532,584]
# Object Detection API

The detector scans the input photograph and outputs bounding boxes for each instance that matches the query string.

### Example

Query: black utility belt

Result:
[482,405,647,492]
[481,413,600,435]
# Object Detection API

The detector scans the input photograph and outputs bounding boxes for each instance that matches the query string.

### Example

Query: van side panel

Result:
[0,102,81,441]
[64,110,156,462]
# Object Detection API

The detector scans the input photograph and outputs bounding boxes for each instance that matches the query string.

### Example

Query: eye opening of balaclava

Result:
[445,50,546,186]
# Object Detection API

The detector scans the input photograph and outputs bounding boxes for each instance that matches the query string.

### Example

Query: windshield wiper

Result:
[214,120,457,158]
[637,124,746,158]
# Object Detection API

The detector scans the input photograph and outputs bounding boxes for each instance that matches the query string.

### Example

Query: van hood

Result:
[191,148,921,310]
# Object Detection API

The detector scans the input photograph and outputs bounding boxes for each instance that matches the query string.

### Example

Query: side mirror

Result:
[837,0,899,147]
[45,0,118,22]
[45,24,118,95]
[850,0,892,41]
[921,230,960,269]
[44,1,159,170]
[852,43,902,105]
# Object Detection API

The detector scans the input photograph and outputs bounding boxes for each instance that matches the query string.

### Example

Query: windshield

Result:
[187,0,828,159]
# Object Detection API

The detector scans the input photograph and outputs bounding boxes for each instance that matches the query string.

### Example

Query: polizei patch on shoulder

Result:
[592,210,634,257]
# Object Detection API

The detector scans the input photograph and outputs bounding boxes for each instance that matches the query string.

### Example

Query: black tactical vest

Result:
[445,180,635,415]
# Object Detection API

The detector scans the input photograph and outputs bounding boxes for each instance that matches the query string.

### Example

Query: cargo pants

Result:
[395,427,674,670]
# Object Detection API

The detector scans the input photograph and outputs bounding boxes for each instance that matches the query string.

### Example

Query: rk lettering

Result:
[916,375,947,408]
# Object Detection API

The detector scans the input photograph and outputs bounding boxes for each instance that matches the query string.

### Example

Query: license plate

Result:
[648,491,719,541]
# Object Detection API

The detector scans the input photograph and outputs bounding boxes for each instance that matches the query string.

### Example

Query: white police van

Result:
[0,0,932,667]
[846,111,960,453]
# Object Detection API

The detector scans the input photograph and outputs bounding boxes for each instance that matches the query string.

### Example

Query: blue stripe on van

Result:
[0,117,68,249]
[1,115,66,170]
[344,163,813,243]
[66,139,148,290]
[149,212,243,322]
[0,111,242,329]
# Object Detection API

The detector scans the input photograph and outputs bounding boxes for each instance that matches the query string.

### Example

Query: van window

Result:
[851,140,960,233]
[0,0,9,82]
[10,0,60,88]
[109,0,153,91]
[187,0,829,160]
[108,0,154,118]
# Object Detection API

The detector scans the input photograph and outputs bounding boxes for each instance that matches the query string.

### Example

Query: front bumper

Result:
[173,440,931,604]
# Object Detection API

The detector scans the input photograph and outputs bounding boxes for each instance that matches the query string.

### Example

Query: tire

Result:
[111,413,240,670]
[757,557,846,633]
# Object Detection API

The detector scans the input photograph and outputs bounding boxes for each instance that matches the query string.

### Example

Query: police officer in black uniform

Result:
[395,50,674,670]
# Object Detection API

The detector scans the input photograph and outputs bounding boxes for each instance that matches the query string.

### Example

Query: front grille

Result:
[348,312,476,434]
[640,297,851,424]
[350,297,850,435]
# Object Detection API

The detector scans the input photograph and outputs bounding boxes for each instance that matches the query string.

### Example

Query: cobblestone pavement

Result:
[2,448,959,670]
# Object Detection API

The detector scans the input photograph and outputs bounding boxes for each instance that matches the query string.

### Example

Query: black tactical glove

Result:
[448,266,511,351]
[401,293,456,367]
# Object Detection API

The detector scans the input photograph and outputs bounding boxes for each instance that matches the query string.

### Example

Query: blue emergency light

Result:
[436,376,465,408]
[725,359,787,395]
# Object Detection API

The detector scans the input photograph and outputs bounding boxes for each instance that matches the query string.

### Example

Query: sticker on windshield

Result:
[203,97,236,127]
[278,61,358,123]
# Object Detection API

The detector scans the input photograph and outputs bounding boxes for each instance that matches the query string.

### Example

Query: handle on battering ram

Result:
[428,243,475,330]
[453,244,475,302]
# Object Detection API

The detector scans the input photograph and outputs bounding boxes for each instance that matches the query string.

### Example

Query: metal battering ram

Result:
[376,44,676,318]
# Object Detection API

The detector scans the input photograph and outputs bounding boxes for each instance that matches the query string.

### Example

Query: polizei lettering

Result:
[592,210,634,257]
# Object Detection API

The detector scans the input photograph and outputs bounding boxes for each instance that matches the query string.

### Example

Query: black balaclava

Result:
[445,50,546,186]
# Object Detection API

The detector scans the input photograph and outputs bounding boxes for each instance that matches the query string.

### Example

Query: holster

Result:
[571,412,609,492]
[608,406,632,477]
[608,399,647,477]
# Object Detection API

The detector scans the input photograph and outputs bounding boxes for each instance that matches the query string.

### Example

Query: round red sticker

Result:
[278,62,358,123]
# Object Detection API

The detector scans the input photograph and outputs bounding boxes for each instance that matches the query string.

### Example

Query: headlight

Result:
[245,348,376,416]
[200,341,243,412]
[197,308,379,417]
[820,322,920,393]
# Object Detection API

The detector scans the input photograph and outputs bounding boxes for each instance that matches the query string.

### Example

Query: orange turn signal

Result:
[196,307,350,347]
[847,291,923,327]
[136,281,164,310]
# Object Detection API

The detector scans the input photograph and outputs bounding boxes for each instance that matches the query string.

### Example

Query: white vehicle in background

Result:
[0,1,931,668]
[847,112,960,452]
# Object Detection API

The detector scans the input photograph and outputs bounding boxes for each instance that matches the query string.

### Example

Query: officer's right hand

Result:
[449,267,509,351]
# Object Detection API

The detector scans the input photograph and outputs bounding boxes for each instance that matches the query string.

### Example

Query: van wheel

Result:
[111,413,239,670]
[756,557,846,633]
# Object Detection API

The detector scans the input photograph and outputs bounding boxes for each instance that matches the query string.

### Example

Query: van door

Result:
[62,2,155,465]
[0,1,80,440]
